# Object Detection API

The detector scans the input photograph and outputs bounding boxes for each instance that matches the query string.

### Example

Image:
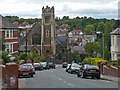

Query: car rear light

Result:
[83,68,89,70]
[29,69,33,71]
[98,69,100,72]
[18,69,20,72]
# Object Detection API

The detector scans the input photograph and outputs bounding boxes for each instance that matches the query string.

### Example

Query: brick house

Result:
[0,15,18,54]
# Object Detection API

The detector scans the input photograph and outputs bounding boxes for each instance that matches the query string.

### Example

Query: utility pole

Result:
[102,33,104,59]
[96,31,104,59]
[25,29,27,63]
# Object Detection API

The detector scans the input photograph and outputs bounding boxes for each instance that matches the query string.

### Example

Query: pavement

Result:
[101,74,119,83]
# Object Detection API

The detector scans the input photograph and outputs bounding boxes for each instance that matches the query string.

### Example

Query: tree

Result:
[84,25,95,35]
[84,42,101,57]
[96,22,105,33]
[69,51,82,63]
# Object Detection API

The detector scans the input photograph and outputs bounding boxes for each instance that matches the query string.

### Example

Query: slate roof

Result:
[56,36,68,48]
[70,46,84,53]
[0,15,16,29]
[110,28,120,35]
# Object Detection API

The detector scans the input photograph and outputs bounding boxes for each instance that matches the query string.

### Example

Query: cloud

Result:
[0,0,119,19]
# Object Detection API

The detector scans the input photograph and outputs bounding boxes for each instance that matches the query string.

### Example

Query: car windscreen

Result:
[87,65,99,69]
[20,65,32,69]
[72,64,80,68]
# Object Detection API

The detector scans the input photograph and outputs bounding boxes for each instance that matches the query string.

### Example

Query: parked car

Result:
[40,62,50,69]
[68,63,81,74]
[77,64,100,79]
[66,64,72,72]
[18,63,35,78]
[34,63,43,71]
[48,62,55,69]
[62,62,68,68]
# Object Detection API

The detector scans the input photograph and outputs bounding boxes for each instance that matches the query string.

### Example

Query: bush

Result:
[35,57,45,63]
[19,53,28,60]
[82,57,107,66]
[82,58,91,64]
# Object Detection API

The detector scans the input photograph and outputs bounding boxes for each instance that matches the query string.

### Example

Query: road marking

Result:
[56,76,74,87]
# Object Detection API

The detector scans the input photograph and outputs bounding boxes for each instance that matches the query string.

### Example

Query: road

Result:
[19,66,118,88]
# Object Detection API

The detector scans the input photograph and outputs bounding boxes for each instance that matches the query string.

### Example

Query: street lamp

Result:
[96,31,104,59]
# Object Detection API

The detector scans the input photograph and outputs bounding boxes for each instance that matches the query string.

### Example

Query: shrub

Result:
[82,58,91,64]
[82,57,107,66]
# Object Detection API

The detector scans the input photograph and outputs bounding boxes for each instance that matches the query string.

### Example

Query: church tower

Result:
[41,6,56,60]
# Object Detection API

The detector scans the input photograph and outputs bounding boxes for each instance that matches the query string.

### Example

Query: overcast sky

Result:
[0,0,119,19]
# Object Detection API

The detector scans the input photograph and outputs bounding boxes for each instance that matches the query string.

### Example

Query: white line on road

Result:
[57,76,74,87]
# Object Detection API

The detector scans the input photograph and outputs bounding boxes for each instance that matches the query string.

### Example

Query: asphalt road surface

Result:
[19,66,118,88]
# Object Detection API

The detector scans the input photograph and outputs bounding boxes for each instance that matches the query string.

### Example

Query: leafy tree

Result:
[84,25,95,35]
[96,22,105,33]
[84,42,101,57]
[69,51,82,63]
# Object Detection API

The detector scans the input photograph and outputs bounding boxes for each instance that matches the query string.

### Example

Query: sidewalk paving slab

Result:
[101,74,119,83]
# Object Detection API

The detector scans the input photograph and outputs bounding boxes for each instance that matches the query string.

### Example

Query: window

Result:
[5,43,13,53]
[117,35,120,46]
[117,54,120,59]
[5,30,13,38]
[5,31,9,38]
[46,30,49,37]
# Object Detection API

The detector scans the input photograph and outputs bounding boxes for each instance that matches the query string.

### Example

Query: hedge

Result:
[82,58,107,66]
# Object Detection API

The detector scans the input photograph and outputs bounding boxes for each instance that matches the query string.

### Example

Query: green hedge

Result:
[82,58,107,66]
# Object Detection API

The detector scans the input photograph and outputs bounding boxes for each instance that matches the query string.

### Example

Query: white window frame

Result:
[5,43,13,53]
[5,30,13,38]
[117,35,120,46]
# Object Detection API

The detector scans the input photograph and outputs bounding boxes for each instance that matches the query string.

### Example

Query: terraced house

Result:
[0,15,18,54]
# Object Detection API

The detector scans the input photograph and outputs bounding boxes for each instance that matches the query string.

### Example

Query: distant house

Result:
[82,35,97,45]
[60,24,69,29]
[56,29,67,36]
[68,30,83,45]
[0,15,18,54]
[110,28,120,61]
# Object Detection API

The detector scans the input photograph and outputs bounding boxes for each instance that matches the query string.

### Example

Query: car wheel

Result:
[81,72,85,78]
[97,75,100,79]
[31,74,33,77]
[77,73,80,77]
[70,71,73,74]
[66,69,68,72]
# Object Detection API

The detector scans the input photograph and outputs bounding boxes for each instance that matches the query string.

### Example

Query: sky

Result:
[0,0,119,19]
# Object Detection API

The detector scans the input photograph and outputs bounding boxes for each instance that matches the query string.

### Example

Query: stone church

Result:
[19,6,56,59]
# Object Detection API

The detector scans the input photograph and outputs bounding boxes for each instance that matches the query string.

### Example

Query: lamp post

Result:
[96,31,104,59]
[24,29,28,63]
